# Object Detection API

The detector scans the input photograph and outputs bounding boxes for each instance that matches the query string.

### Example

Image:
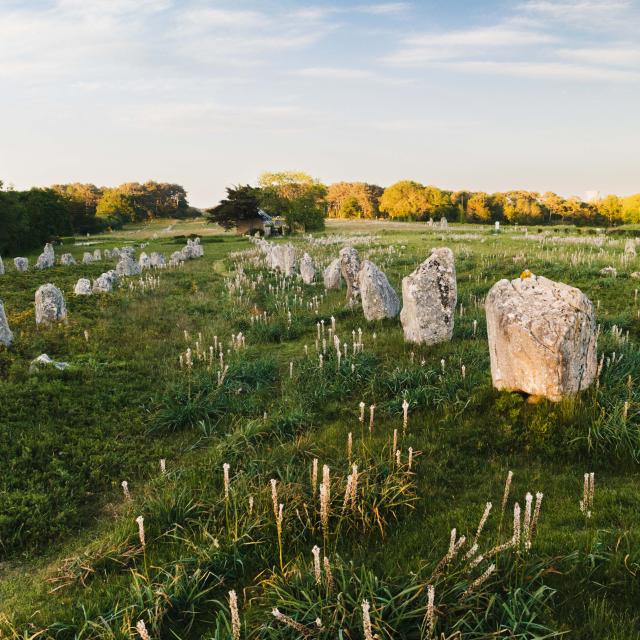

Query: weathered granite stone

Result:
[93,270,118,293]
[150,252,166,267]
[283,244,296,276]
[625,239,636,256]
[359,260,400,321]
[29,353,69,372]
[323,258,342,290]
[182,238,203,260]
[14,257,28,272]
[139,252,150,269]
[485,273,597,402]
[0,300,13,346]
[36,243,55,269]
[82,252,94,264]
[339,247,361,306]
[299,252,315,284]
[0,256,4,275]
[400,247,457,345]
[60,253,76,266]
[439,217,448,229]
[116,253,141,276]
[35,283,67,324]
[600,266,617,277]
[93,249,102,261]
[74,278,92,295]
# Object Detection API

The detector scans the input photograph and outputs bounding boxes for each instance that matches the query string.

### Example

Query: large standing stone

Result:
[116,253,141,276]
[339,247,361,306]
[14,257,28,272]
[60,253,76,266]
[299,253,315,284]
[74,278,92,295]
[0,256,4,275]
[485,274,597,401]
[400,247,457,345]
[283,244,296,276]
[139,252,151,269]
[359,260,400,321]
[150,252,166,267]
[182,238,203,260]
[0,300,13,347]
[93,249,102,261]
[35,284,67,324]
[323,258,342,290]
[82,252,94,264]
[36,243,55,269]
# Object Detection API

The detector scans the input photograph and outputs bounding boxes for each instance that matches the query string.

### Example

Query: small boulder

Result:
[35,283,67,324]
[625,239,636,257]
[485,273,597,402]
[29,353,69,372]
[600,266,617,277]
[82,252,94,264]
[36,243,55,269]
[60,253,76,266]
[299,253,316,284]
[400,247,457,345]
[339,247,361,306]
[93,249,102,261]
[0,300,13,347]
[14,257,28,272]
[359,260,400,321]
[323,258,342,290]
[150,252,166,267]
[74,278,92,295]
[116,253,141,276]
[139,252,151,269]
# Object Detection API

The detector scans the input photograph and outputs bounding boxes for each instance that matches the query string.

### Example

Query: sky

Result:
[0,0,639,207]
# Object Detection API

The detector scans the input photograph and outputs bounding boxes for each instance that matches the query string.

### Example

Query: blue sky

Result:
[1,0,638,206]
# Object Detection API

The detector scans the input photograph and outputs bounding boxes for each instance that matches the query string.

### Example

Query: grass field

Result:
[1,218,640,639]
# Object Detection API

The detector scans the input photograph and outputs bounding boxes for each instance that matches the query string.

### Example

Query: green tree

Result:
[597,194,623,226]
[205,185,260,230]
[622,194,640,223]
[379,181,430,219]
[96,188,137,222]
[466,193,493,222]
[327,182,383,219]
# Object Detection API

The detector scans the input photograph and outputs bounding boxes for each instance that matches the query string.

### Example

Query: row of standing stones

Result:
[0,239,205,350]
[253,238,597,402]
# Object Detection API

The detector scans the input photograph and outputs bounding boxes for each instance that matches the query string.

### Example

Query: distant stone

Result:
[631,272,640,279]
[0,300,13,347]
[104,249,112,260]
[93,249,102,261]
[93,270,118,293]
[283,244,296,276]
[150,252,166,267]
[0,256,4,275]
[82,252,94,264]
[182,238,203,260]
[600,266,617,277]
[74,278,92,295]
[116,253,141,276]
[439,217,448,229]
[121,246,135,258]
[35,283,67,324]
[625,239,636,256]
[400,247,457,345]
[29,353,69,372]
[485,273,597,402]
[299,252,315,284]
[139,252,150,269]
[14,257,28,272]
[359,260,400,321]
[36,243,55,269]
[339,247,361,306]
[323,258,342,290]
[60,253,76,266]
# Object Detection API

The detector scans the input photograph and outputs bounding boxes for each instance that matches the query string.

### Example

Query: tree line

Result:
[207,172,640,233]
[0,180,196,255]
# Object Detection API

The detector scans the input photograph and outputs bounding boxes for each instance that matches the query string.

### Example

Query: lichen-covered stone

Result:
[116,253,141,276]
[139,252,150,269]
[359,260,400,321]
[74,278,92,295]
[82,252,94,264]
[93,249,102,261]
[14,257,28,272]
[0,256,4,275]
[150,252,166,267]
[36,243,55,269]
[35,283,67,324]
[400,247,457,345]
[60,253,76,266]
[299,253,316,284]
[485,274,597,401]
[93,271,118,293]
[339,247,361,306]
[0,300,13,346]
[323,258,342,290]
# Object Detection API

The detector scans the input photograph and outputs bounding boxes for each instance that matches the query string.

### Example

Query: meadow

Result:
[1,218,639,639]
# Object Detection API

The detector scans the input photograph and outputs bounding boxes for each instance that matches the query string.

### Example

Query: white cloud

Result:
[557,46,640,66]
[293,67,374,79]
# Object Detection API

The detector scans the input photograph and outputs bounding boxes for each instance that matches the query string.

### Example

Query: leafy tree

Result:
[622,194,640,223]
[205,185,260,230]
[51,183,103,233]
[327,182,383,219]
[466,193,493,222]
[96,188,137,222]
[379,181,430,219]
[597,194,624,226]
[502,191,545,224]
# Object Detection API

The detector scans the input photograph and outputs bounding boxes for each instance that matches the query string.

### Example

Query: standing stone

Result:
[35,284,67,324]
[439,217,448,229]
[400,247,457,345]
[625,239,636,257]
[323,258,342,290]
[36,243,55,269]
[150,252,166,267]
[339,247,361,306]
[116,253,141,276]
[0,256,4,275]
[93,273,112,293]
[60,253,76,266]
[0,300,13,347]
[93,249,102,261]
[485,273,597,401]
[283,244,296,276]
[359,260,400,321]
[299,253,315,284]
[495,221,500,232]
[82,252,94,264]
[139,252,151,269]
[74,278,92,295]
[14,257,28,272]
[270,245,286,272]
[104,249,112,260]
